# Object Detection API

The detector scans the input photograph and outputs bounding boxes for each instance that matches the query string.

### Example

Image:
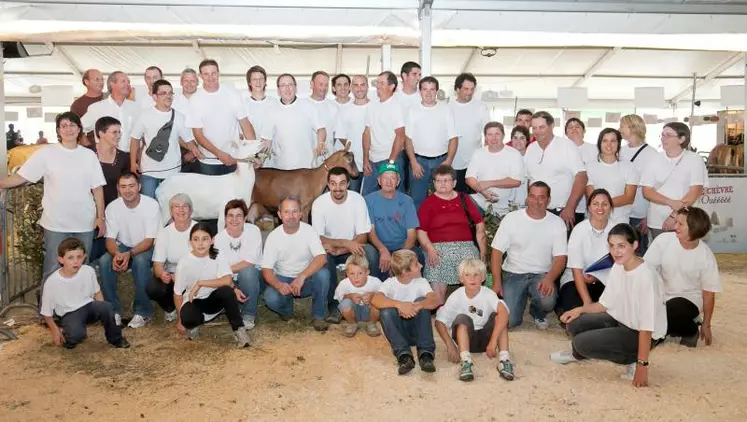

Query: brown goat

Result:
[250,146,360,222]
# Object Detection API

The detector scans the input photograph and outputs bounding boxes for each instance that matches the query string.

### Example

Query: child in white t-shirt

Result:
[333,254,383,337]
[371,249,440,375]
[174,223,252,348]
[40,238,129,349]
[435,258,513,382]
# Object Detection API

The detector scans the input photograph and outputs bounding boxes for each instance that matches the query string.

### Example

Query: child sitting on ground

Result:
[40,238,130,349]
[435,258,514,382]
[333,255,383,337]
[371,249,440,375]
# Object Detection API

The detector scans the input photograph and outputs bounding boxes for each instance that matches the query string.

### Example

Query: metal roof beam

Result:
[572,46,621,87]
[669,51,745,103]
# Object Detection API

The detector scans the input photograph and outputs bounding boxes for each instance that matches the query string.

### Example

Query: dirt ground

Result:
[1,255,747,422]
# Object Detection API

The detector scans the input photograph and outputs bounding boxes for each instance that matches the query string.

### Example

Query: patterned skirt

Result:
[424,241,480,286]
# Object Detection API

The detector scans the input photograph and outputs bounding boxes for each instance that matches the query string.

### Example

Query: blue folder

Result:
[584,254,614,274]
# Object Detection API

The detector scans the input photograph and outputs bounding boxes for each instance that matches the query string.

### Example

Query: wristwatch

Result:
[636,359,649,367]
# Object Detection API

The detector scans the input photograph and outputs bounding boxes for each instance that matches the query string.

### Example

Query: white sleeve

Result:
[634,270,659,332]
[354,198,372,236]
[152,227,169,263]
[232,91,248,120]
[465,151,480,179]
[625,162,640,185]
[130,115,145,141]
[700,249,722,293]
[307,227,327,257]
[310,103,324,131]
[490,214,513,252]
[89,153,107,189]
[39,277,55,317]
[16,148,48,183]
[216,257,233,278]
[242,225,263,265]
[642,235,666,270]
[688,154,707,187]
[566,228,585,269]
[551,219,569,256]
[80,104,98,133]
[404,109,415,139]
[598,267,622,310]
[333,279,351,302]
[446,107,458,139]
[417,279,434,297]
[311,200,327,237]
[435,295,459,328]
[178,115,195,142]
[639,156,661,188]
[510,152,525,181]
[104,204,119,240]
[378,281,393,299]
[144,201,160,239]
[86,266,101,296]
[567,142,586,175]
[392,102,406,129]
[173,258,189,296]
[260,232,279,270]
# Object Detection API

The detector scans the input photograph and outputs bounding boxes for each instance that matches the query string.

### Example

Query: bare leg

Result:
[341,307,356,324]
[369,306,380,322]
[455,324,471,353]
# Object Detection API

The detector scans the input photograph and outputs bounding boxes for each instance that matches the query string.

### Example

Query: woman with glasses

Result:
[641,122,708,240]
[586,128,638,224]
[508,126,530,207]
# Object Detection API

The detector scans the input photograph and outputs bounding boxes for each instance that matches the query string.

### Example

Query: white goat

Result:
[155,141,262,228]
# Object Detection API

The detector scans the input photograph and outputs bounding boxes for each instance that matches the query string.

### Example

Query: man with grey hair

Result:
[135,66,163,109]
[82,71,141,152]
[261,196,331,331]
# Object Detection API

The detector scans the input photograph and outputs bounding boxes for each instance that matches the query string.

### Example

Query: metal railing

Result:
[0,183,44,309]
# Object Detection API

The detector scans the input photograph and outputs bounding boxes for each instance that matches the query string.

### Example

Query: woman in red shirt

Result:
[417,165,487,304]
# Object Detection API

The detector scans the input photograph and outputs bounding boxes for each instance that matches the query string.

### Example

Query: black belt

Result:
[414,152,447,160]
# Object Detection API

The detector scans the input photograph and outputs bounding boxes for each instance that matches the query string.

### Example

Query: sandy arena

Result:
[1,254,746,422]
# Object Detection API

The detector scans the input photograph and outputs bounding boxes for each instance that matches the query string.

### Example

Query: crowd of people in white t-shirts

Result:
[0,58,722,387]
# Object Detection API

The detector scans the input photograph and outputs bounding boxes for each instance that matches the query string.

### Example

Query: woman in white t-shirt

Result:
[641,122,707,240]
[214,199,263,330]
[557,189,615,314]
[146,193,196,323]
[586,128,638,224]
[551,223,667,387]
[1,112,106,280]
[174,223,252,347]
[644,206,720,347]
[508,126,530,207]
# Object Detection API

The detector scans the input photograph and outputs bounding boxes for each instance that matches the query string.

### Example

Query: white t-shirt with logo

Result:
[18,144,106,232]
[379,276,433,302]
[644,232,721,312]
[599,262,668,340]
[586,159,639,224]
[466,146,525,216]
[186,86,248,164]
[309,97,340,154]
[436,286,507,331]
[405,102,458,157]
[214,224,263,268]
[560,219,614,287]
[333,275,383,302]
[335,102,369,170]
[449,99,491,170]
[261,222,326,278]
[575,142,598,214]
[619,143,659,219]
[524,136,585,210]
[639,150,708,229]
[130,106,194,179]
[40,265,100,317]
[104,196,161,248]
[153,220,197,273]
[312,191,371,240]
[82,97,141,152]
[174,253,232,304]
[365,97,406,163]
[491,209,568,274]
[260,98,324,170]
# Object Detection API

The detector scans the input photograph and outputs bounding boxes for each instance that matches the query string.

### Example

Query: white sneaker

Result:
[534,318,549,330]
[620,363,636,380]
[127,314,150,329]
[114,313,122,327]
[550,350,580,364]
[234,327,252,348]
[186,327,200,340]
[164,310,177,323]
[242,316,256,330]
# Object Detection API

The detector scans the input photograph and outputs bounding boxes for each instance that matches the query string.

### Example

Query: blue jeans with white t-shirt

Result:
[262,268,330,320]
[501,271,557,328]
[99,244,154,318]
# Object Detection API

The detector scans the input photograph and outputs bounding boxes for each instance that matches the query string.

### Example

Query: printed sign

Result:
[700,176,747,253]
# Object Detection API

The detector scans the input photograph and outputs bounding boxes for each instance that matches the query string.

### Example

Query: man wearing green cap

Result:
[365,161,423,280]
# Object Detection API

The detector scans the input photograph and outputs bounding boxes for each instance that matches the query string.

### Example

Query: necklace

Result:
[229,239,242,252]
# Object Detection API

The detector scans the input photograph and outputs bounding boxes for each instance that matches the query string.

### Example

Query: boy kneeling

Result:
[435,258,514,382]
[333,255,383,337]
[371,249,439,375]
[41,238,130,349]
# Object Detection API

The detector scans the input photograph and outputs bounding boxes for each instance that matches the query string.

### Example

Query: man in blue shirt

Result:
[365,161,423,280]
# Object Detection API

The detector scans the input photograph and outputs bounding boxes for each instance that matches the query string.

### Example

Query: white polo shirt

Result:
[81,97,141,152]
[587,159,639,224]
[491,209,568,274]
[560,219,614,287]
[334,101,369,170]
[620,143,659,219]
[130,106,194,179]
[524,136,585,210]
[405,102,458,157]
[261,222,326,278]
[639,150,708,229]
[366,97,406,163]
[104,196,160,248]
[449,99,491,170]
[311,191,371,241]
[260,98,324,170]
[466,146,525,216]
[308,96,340,154]
[186,85,247,164]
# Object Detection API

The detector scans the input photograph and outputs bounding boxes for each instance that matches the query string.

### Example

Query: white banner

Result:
[700,176,747,253]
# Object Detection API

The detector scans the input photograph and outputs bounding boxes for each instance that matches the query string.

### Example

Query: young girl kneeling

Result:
[174,223,252,348]
[550,223,667,387]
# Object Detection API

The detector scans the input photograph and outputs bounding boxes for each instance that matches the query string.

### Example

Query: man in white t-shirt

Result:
[129,80,199,199]
[405,76,458,208]
[311,167,378,324]
[98,173,160,329]
[186,59,257,175]
[524,111,588,231]
[565,117,598,219]
[490,181,568,329]
[82,71,141,152]
[261,73,326,170]
[244,65,276,168]
[308,71,340,155]
[173,68,202,173]
[394,61,422,110]
[361,71,406,195]
[134,66,162,109]
[262,197,331,331]
[335,74,369,192]
[332,73,352,107]
[449,73,491,194]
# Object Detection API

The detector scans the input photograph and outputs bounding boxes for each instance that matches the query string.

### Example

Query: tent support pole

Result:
[419,0,433,75]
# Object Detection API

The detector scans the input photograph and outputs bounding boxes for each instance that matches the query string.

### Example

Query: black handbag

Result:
[145,110,175,162]
[458,193,479,249]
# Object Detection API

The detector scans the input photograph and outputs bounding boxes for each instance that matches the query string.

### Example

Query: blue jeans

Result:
[43,229,95,281]
[361,154,405,196]
[262,268,330,320]
[99,244,154,317]
[59,300,123,346]
[235,266,265,319]
[409,154,446,209]
[370,246,425,281]
[630,217,650,256]
[379,297,435,358]
[502,271,557,328]
[338,298,371,322]
[139,174,163,200]
[198,161,236,176]
[325,245,379,312]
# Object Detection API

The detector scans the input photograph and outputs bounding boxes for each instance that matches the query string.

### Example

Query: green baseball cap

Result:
[378,160,400,176]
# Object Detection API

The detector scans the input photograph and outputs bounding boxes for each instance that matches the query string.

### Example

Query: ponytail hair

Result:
[189,222,219,260]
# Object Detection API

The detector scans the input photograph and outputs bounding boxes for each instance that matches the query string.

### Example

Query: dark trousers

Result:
[452,312,496,353]
[180,147,201,173]
[146,278,176,313]
[454,169,474,194]
[569,312,644,365]
[557,281,606,315]
[198,162,237,176]
[666,297,700,337]
[180,286,243,331]
[379,298,435,358]
[60,301,123,346]
[629,217,650,256]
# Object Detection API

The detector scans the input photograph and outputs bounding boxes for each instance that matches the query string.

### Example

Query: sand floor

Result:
[1,254,746,422]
